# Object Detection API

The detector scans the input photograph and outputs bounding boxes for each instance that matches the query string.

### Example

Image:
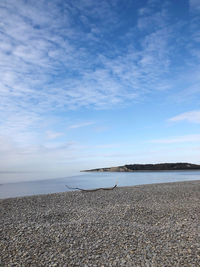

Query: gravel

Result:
[1,180,200,266]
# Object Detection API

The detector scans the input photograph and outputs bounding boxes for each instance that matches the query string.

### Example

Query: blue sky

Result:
[0,0,200,182]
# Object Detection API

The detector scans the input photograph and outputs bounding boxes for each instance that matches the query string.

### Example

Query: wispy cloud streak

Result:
[0,0,179,148]
[0,0,187,118]
[68,122,94,129]
[151,134,200,144]
[169,110,200,123]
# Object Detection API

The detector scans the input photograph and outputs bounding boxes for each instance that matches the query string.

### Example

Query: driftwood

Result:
[65,184,117,192]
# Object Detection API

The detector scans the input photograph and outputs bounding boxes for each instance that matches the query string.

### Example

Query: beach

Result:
[1,180,200,266]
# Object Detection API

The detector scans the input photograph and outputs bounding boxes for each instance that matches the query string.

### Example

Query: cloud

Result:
[0,0,182,122]
[169,110,200,123]
[1,0,196,146]
[94,144,120,149]
[1,0,200,181]
[46,131,64,140]
[0,137,84,169]
[0,2,192,126]
[68,121,95,129]
[0,0,198,114]
[189,0,200,61]
[0,0,131,115]
[190,0,200,12]
[151,134,200,144]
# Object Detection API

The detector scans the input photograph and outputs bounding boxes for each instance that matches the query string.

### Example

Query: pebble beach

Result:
[1,180,200,266]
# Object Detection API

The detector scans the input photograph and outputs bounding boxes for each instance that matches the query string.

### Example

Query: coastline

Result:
[83,162,200,172]
[83,169,200,172]
[1,180,200,266]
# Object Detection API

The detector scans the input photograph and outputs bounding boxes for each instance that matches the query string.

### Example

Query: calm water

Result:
[0,171,200,199]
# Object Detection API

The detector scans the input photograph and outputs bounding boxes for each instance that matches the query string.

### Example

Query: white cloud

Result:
[46,131,64,140]
[0,0,178,123]
[68,122,95,129]
[169,110,200,123]
[151,134,200,144]
[0,137,85,175]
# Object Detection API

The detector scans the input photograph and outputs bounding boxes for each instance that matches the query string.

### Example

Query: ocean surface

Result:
[1,170,200,199]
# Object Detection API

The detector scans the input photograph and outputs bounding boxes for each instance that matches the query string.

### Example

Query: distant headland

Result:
[83,162,200,172]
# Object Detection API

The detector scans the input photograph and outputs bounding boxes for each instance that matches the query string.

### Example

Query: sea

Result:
[0,170,200,199]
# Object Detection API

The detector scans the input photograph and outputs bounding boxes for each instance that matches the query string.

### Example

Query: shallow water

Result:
[1,170,200,199]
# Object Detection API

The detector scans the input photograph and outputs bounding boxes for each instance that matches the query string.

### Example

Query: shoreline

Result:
[1,178,200,201]
[0,176,199,201]
[1,180,200,265]
[83,169,200,172]
[83,162,200,172]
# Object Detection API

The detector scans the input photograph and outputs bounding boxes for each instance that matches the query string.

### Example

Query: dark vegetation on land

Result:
[83,162,200,172]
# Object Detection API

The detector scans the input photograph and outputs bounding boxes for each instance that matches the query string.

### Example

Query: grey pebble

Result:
[1,180,200,266]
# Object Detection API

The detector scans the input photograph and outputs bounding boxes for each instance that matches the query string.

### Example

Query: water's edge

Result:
[1,170,200,199]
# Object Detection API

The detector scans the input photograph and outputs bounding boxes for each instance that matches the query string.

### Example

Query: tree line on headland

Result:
[83,163,200,172]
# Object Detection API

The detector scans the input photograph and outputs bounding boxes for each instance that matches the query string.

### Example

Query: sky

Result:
[0,0,200,183]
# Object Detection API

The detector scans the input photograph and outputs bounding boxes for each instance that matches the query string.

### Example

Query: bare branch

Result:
[65,184,117,192]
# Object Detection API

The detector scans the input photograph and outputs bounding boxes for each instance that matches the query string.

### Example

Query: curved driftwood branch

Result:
[65,184,117,192]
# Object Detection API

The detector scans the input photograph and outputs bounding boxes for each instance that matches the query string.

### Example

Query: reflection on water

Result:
[1,171,200,199]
